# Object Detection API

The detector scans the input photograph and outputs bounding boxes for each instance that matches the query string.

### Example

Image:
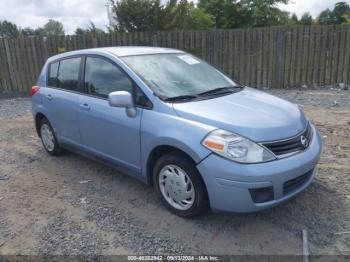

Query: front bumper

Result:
[197,126,322,213]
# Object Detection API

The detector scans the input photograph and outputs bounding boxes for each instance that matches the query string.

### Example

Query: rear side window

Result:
[57,58,81,91]
[48,62,59,87]
[48,57,81,91]
[84,57,133,98]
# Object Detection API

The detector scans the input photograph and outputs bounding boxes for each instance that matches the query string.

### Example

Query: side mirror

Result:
[108,91,136,117]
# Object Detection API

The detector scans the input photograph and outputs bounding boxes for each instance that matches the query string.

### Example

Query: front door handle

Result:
[80,103,91,111]
[45,94,53,100]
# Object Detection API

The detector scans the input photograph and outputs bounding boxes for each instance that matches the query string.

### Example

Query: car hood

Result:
[172,87,308,142]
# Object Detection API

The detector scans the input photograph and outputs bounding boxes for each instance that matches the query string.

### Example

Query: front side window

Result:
[84,57,133,98]
[121,53,240,100]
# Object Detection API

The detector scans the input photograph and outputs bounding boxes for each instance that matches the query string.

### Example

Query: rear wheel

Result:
[39,118,63,156]
[153,152,208,217]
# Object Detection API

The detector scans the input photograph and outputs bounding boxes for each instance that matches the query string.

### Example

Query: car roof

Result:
[97,46,184,57]
[48,46,184,62]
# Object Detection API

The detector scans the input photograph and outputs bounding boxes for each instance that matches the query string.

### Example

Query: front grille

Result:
[262,123,312,157]
[283,169,313,195]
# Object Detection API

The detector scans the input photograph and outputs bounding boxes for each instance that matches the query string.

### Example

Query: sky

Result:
[0,0,348,34]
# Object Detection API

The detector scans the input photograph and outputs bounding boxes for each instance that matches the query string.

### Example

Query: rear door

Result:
[42,56,83,146]
[78,56,147,175]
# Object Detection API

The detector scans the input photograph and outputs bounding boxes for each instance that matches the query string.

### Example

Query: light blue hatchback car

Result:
[31,47,322,217]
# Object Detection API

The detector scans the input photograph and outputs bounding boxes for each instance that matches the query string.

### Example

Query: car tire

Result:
[39,118,63,156]
[153,152,208,218]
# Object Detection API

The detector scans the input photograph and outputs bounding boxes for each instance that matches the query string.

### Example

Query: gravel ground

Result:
[0,98,32,119]
[0,88,349,256]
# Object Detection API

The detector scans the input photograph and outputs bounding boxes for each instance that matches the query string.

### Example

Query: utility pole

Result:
[105,1,117,27]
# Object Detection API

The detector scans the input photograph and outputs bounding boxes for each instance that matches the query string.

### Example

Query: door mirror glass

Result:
[108,91,136,117]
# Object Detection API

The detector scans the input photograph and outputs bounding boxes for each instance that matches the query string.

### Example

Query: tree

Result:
[333,2,350,23]
[109,0,214,32]
[199,0,291,29]
[75,28,86,35]
[110,0,161,32]
[0,20,20,37]
[87,22,105,36]
[344,13,350,24]
[289,14,299,25]
[241,0,290,27]
[20,27,40,36]
[40,19,65,36]
[318,9,334,25]
[174,1,214,30]
[75,22,105,36]
[198,0,249,29]
[317,2,350,25]
[299,12,313,25]
[183,6,214,30]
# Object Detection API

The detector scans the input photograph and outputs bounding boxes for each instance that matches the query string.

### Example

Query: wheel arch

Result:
[35,112,47,137]
[146,144,208,191]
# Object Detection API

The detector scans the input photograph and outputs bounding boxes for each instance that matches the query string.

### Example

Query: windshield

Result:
[121,53,240,100]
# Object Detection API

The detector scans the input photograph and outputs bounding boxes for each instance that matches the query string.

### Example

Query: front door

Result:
[78,56,142,175]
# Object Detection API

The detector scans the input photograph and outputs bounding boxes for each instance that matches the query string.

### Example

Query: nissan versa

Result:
[31,47,322,217]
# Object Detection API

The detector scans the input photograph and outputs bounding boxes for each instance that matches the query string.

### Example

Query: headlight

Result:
[202,129,276,163]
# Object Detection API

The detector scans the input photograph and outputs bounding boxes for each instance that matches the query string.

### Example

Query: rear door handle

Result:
[45,94,53,100]
[80,103,91,111]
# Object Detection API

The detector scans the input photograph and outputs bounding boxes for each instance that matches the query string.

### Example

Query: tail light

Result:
[29,86,40,97]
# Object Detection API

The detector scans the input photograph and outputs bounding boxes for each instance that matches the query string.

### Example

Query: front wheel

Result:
[153,153,208,218]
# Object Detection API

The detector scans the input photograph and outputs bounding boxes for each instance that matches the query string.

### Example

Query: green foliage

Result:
[184,6,214,30]
[318,9,337,25]
[87,22,105,36]
[0,20,20,37]
[174,1,214,30]
[19,20,65,37]
[3,0,350,39]
[40,19,65,36]
[299,13,313,25]
[110,0,165,32]
[198,0,244,28]
[109,0,214,32]
[288,14,299,26]
[240,0,290,27]
[20,27,38,36]
[198,0,289,28]
[317,2,350,25]
[344,13,350,24]
[75,22,105,36]
[333,2,350,23]
[75,28,86,35]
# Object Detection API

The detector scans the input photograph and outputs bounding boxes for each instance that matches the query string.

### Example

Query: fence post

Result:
[92,37,98,48]
[211,29,220,67]
[273,28,284,88]
[152,32,158,47]
[3,38,18,92]
[42,36,49,60]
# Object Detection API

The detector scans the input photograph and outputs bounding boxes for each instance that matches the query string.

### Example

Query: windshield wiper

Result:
[163,86,243,102]
[196,86,243,97]
[164,95,198,102]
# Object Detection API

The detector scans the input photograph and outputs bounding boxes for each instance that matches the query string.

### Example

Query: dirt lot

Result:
[0,88,349,256]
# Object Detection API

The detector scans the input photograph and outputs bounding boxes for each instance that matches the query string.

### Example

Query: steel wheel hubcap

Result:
[41,124,55,152]
[158,164,195,211]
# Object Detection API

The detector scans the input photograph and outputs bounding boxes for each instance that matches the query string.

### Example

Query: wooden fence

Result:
[1,25,350,95]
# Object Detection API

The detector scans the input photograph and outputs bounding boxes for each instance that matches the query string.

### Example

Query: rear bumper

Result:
[197,125,322,213]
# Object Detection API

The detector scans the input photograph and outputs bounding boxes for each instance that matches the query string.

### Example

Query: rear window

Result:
[48,57,81,91]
